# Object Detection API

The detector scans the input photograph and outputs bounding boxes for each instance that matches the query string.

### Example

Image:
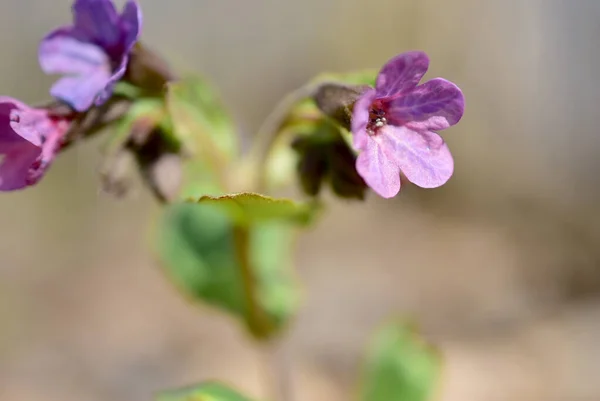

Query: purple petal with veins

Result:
[378,125,454,188]
[384,78,465,131]
[375,51,430,98]
[350,51,465,198]
[355,136,401,198]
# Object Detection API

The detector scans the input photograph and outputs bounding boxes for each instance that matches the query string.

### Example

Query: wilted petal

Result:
[351,89,376,150]
[0,98,71,190]
[73,0,120,47]
[355,137,401,198]
[120,0,142,49]
[385,78,465,130]
[380,125,453,188]
[0,100,42,190]
[375,51,430,98]
[39,35,112,111]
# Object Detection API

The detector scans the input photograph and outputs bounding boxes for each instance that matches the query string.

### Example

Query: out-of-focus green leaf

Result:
[112,81,144,99]
[360,322,442,401]
[291,121,366,200]
[179,158,224,199]
[156,381,256,401]
[165,76,238,161]
[262,99,321,190]
[263,70,376,190]
[104,98,167,157]
[156,202,300,339]
[186,192,317,226]
[312,69,378,87]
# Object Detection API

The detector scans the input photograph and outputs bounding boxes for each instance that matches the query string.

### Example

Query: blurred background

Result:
[2,0,600,400]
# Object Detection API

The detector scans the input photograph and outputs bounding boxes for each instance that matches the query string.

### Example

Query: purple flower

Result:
[351,51,465,198]
[39,0,142,112]
[0,98,71,191]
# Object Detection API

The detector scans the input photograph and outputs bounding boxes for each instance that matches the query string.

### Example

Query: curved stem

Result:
[245,82,321,192]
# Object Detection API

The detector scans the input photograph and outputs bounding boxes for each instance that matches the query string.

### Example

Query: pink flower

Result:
[0,98,71,191]
[351,51,465,198]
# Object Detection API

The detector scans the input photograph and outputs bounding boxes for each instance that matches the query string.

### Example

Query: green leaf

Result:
[360,322,442,401]
[187,192,317,226]
[166,76,238,161]
[156,381,256,401]
[156,201,300,338]
[179,158,225,199]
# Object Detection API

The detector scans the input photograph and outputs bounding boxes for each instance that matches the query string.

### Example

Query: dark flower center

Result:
[366,101,387,135]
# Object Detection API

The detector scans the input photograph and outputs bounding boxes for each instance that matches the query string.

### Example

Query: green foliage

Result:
[292,121,366,200]
[104,98,169,158]
[188,192,317,226]
[166,76,238,161]
[112,81,145,99]
[263,70,377,190]
[156,196,303,339]
[360,322,442,401]
[312,69,378,87]
[156,381,256,401]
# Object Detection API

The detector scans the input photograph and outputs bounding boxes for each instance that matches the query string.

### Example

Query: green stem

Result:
[244,82,321,192]
[233,226,271,339]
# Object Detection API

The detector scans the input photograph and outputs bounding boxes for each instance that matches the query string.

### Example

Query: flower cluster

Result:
[0,0,465,201]
[0,0,141,191]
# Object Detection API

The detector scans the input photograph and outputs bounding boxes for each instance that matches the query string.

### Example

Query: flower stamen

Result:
[367,107,387,135]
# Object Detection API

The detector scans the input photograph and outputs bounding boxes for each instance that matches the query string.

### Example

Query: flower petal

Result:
[39,35,112,111]
[120,0,142,49]
[384,78,465,131]
[380,125,453,188]
[39,35,110,75]
[94,55,128,106]
[51,73,112,112]
[28,119,70,186]
[72,0,120,47]
[0,97,43,147]
[94,0,141,106]
[0,101,42,190]
[355,137,401,198]
[375,51,430,98]
[351,89,376,150]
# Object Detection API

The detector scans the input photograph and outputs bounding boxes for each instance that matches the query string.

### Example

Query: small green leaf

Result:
[187,192,318,226]
[360,322,442,401]
[156,202,300,338]
[166,76,238,161]
[156,381,256,401]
